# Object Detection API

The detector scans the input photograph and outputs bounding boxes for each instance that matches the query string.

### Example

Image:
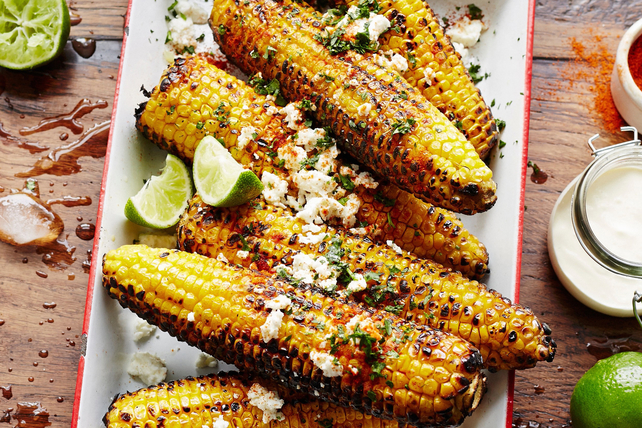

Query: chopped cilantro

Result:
[490,99,496,107]
[496,118,506,132]
[338,197,349,206]
[468,4,483,20]
[167,0,178,11]
[407,52,417,68]
[468,64,489,84]
[386,380,394,388]
[247,75,287,106]
[263,46,277,60]
[196,121,204,130]
[387,212,395,228]
[455,120,463,131]
[374,192,395,207]
[336,174,355,191]
[238,235,250,252]
[391,118,416,135]
[182,45,195,55]
[367,390,377,402]
[196,33,205,42]
[318,419,333,428]
[217,25,226,35]
[165,30,173,44]
[384,303,404,315]
[499,140,506,149]
[363,271,381,282]
[318,72,335,82]
[528,160,540,174]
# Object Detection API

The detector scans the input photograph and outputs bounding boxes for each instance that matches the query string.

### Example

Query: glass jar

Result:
[548,127,642,317]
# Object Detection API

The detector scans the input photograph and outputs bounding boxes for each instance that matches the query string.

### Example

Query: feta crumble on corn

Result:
[310,350,344,377]
[237,126,257,150]
[247,384,285,423]
[260,295,291,343]
[387,240,403,254]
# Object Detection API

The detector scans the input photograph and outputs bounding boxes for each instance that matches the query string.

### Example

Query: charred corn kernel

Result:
[104,372,403,428]
[136,54,489,278]
[210,0,497,214]
[178,197,556,371]
[104,245,486,427]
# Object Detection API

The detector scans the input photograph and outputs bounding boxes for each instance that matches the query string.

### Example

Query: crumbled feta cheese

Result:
[423,66,436,83]
[340,165,355,177]
[260,309,285,343]
[387,240,403,254]
[216,253,229,263]
[357,102,373,117]
[280,103,303,130]
[236,250,250,260]
[187,312,196,322]
[265,295,292,311]
[344,314,381,342]
[310,350,344,377]
[367,14,391,41]
[296,128,326,151]
[237,126,257,150]
[127,352,167,385]
[175,0,209,25]
[293,170,338,200]
[260,296,291,343]
[195,352,219,369]
[349,79,359,87]
[247,384,285,423]
[314,145,340,173]
[452,41,475,67]
[376,52,408,73]
[318,278,338,292]
[138,233,177,249]
[300,232,326,245]
[261,172,289,208]
[353,172,379,189]
[277,143,307,171]
[349,227,368,236]
[335,5,360,27]
[302,223,322,233]
[347,273,368,293]
[133,320,156,342]
[211,415,229,428]
[389,53,409,73]
[290,253,335,283]
[296,195,361,228]
[167,17,197,53]
[446,17,485,48]
[266,106,280,116]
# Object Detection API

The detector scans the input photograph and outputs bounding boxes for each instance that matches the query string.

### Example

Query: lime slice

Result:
[125,154,193,229]
[193,136,264,207]
[0,0,70,70]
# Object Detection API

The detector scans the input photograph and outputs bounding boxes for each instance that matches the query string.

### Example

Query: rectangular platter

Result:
[72,0,536,426]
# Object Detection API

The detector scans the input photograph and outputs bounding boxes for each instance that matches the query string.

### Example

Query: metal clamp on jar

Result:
[549,127,642,317]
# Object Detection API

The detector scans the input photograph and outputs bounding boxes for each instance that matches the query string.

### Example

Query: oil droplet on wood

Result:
[0,193,63,246]
[587,335,640,360]
[72,38,96,59]
[35,271,47,279]
[13,402,51,428]
[48,379,53,383]
[46,319,53,324]
[0,121,49,154]
[56,397,63,403]
[67,273,75,281]
[534,385,545,395]
[42,302,56,309]
[27,377,34,382]
[0,385,12,400]
[0,319,4,326]
[70,14,82,26]
[76,216,83,221]
[530,169,548,184]
[19,99,108,136]
[22,258,28,263]
[38,350,48,358]
[59,133,68,141]
[32,362,38,367]
[75,223,95,240]
[16,121,110,178]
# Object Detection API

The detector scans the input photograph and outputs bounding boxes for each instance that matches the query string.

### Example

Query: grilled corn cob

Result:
[178,196,556,371]
[210,0,497,214]
[136,54,489,278]
[104,372,404,428]
[104,245,486,427]
[319,0,498,159]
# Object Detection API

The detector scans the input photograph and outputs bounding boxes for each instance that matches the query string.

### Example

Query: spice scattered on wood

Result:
[560,33,626,133]
[628,35,642,91]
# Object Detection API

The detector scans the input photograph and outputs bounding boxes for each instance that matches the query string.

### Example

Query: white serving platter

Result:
[72,0,536,426]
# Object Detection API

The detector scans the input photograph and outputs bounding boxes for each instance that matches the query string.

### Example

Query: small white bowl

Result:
[611,18,642,130]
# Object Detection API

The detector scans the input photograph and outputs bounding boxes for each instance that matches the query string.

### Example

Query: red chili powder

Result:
[561,33,625,133]
[628,35,642,91]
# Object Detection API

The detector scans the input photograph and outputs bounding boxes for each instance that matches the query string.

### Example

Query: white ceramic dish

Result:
[72,1,536,427]
[611,18,642,130]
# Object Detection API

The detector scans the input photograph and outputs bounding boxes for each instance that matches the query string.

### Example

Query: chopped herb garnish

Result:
[217,25,226,35]
[468,64,489,84]
[496,119,506,132]
[336,174,355,191]
[499,140,506,149]
[238,235,250,252]
[167,0,178,11]
[363,271,381,282]
[386,380,394,388]
[468,4,483,20]
[196,121,204,130]
[318,72,335,82]
[338,197,349,206]
[374,192,395,207]
[407,52,417,68]
[182,45,195,55]
[391,118,416,135]
[263,46,277,60]
[166,105,175,115]
[248,75,287,106]
[165,30,173,44]
[318,419,334,428]
[528,160,540,174]
[196,33,205,42]
[367,390,377,402]
[384,303,404,315]
[491,99,496,107]
[387,212,395,228]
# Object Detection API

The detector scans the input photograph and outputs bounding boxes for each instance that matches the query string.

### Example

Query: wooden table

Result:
[1,1,641,426]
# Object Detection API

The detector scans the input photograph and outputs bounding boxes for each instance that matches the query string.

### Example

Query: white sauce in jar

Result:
[586,166,642,263]
[548,176,642,317]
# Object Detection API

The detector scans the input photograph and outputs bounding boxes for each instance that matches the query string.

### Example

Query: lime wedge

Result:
[193,136,264,207]
[0,0,70,70]
[125,154,193,229]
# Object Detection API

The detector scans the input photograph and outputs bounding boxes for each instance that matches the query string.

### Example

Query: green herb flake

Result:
[387,212,395,228]
[367,390,377,402]
[496,118,506,132]
[391,118,416,135]
[468,4,483,20]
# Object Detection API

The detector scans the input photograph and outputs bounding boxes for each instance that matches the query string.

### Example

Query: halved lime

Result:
[193,136,264,207]
[125,154,193,229]
[0,0,71,70]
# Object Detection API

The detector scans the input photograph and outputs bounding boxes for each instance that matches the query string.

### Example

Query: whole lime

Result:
[570,352,642,428]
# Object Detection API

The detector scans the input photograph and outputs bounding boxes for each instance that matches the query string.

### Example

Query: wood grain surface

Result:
[0,1,641,427]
